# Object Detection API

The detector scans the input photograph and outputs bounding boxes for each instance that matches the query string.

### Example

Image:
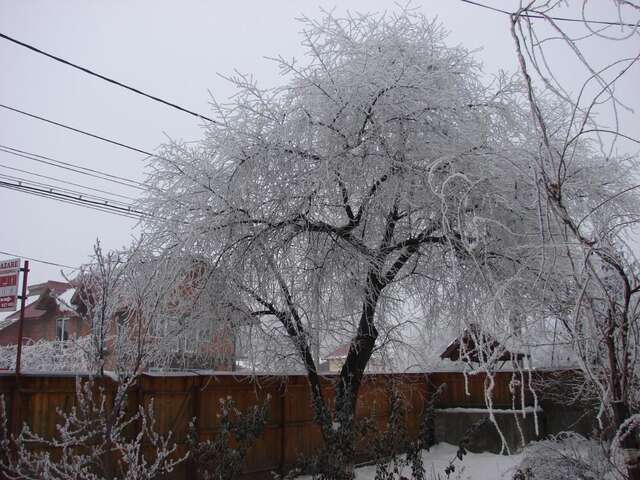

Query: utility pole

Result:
[14,260,29,377]
[10,259,29,435]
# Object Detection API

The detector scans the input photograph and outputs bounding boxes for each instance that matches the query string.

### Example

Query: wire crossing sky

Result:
[0,0,637,291]
[0,31,217,123]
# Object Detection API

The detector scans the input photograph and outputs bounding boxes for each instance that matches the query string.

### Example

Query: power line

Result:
[0,31,217,123]
[0,144,145,191]
[0,103,154,158]
[0,107,184,185]
[1,182,143,220]
[459,0,639,28]
[0,179,143,216]
[0,163,138,202]
[0,144,145,188]
[0,250,77,270]
[458,0,510,15]
[0,179,146,219]
[0,173,136,209]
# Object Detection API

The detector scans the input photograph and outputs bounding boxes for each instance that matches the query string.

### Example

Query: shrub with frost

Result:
[513,432,624,480]
[186,395,270,480]
[0,377,186,480]
[0,337,93,372]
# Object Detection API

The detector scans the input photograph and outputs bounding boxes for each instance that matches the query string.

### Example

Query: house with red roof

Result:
[323,343,350,373]
[0,280,89,346]
[0,276,238,373]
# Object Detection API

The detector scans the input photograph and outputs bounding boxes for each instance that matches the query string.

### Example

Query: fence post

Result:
[278,379,287,475]
[191,376,200,436]
[187,376,200,477]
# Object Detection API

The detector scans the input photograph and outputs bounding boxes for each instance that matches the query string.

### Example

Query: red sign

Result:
[0,258,20,312]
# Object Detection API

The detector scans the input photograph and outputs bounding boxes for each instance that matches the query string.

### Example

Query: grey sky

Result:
[0,0,637,298]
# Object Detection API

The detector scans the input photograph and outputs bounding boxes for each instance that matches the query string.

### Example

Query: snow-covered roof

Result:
[28,280,71,297]
[0,316,16,331]
[0,280,79,333]
[51,287,78,313]
[325,343,350,360]
[0,300,48,325]
[440,323,526,363]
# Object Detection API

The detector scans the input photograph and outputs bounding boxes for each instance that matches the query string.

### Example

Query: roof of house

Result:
[0,280,77,333]
[440,324,525,363]
[28,280,71,296]
[325,343,350,360]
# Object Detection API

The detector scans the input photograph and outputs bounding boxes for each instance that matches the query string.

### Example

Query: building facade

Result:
[0,280,89,346]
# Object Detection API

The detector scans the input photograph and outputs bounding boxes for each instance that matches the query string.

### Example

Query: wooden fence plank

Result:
[0,370,548,479]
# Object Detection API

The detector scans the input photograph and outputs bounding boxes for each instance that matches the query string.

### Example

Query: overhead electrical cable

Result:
[1,184,143,220]
[0,107,188,186]
[1,184,142,220]
[0,180,146,219]
[0,173,137,209]
[0,181,143,218]
[0,163,138,201]
[0,103,154,158]
[0,32,216,123]
[0,250,77,270]
[458,0,638,27]
[0,147,142,190]
[0,144,145,188]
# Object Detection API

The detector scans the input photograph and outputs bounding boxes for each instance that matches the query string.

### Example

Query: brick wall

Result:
[0,310,88,346]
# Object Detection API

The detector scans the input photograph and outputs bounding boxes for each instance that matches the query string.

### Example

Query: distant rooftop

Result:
[0,280,77,332]
[440,323,526,364]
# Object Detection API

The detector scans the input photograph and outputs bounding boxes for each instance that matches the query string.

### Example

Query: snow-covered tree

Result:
[510,2,640,477]
[138,7,632,466]
[71,240,233,376]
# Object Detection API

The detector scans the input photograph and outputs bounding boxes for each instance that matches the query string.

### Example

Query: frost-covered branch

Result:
[0,378,187,480]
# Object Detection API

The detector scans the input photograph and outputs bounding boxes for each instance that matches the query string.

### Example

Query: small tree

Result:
[186,396,269,480]
[509,2,640,477]
[0,379,186,480]
[72,239,234,376]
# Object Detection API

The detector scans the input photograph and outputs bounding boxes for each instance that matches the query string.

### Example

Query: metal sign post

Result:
[14,260,29,377]
[7,259,28,437]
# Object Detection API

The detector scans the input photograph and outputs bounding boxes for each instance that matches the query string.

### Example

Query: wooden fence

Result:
[0,370,537,479]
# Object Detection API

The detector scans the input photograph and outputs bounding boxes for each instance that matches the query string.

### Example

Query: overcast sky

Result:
[0,0,638,302]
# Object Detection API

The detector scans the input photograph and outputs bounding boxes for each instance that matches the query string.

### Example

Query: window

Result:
[173,329,207,354]
[56,317,69,341]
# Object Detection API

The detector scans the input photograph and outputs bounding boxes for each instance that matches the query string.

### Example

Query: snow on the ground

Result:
[422,443,521,480]
[299,443,522,480]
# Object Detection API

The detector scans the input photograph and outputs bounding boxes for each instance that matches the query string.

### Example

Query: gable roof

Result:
[28,280,71,297]
[0,280,77,333]
[325,343,350,360]
[440,323,525,363]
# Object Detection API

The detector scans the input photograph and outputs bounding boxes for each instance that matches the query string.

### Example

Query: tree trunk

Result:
[607,313,639,480]
[329,275,382,471]
[613,401,640,480]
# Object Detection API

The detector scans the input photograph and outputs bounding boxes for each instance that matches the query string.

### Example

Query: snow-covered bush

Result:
[372,386,424,480]
[513,432,624,480]
[298,387,367,480]
[0,377,186,480]
[186,396,270,480]
[0,337,93,372]
[294,383,447,480]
